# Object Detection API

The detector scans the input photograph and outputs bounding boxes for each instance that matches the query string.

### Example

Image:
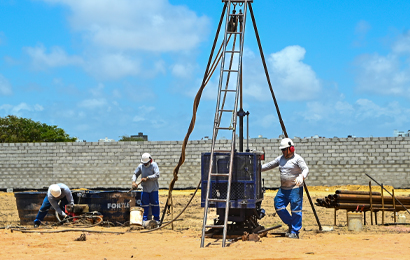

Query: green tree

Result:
[118,135,145,141]
[0,115,76,143]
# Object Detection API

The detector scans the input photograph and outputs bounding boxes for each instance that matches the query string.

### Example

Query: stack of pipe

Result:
[315,190,410,212]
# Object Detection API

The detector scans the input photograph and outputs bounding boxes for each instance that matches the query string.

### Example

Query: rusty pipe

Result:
[334,194,410,202]
[335,203,410,211]
[335,190,381,196]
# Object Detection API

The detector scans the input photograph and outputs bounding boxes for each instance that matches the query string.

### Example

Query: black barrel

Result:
[75,190,141,224]
[14,192,57,225]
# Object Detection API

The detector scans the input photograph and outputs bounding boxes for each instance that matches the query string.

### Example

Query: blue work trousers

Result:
[34,196,68,225]
[274,186,303,234]
[141,191,160,221]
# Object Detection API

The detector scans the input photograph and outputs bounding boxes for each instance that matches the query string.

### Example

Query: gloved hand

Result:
[295,174,304,186]
[61,213,69,223]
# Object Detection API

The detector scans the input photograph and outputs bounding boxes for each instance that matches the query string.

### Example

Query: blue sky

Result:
[1,0,410,141]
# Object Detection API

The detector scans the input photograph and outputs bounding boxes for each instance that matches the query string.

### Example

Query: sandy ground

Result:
[1,185,410,260]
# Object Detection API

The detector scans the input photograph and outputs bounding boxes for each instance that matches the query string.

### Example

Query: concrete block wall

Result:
[0,136,409,190]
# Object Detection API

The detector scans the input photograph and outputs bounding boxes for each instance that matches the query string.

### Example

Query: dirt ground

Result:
[1,185,410,260]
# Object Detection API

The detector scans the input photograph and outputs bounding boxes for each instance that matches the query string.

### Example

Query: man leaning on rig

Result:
[262,138,309,239]
[132,152,161,226]
[34,183,74,227]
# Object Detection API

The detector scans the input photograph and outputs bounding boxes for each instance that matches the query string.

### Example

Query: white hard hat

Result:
[279,138,294,150]
[141,153,152,164]
[49,184,61,197]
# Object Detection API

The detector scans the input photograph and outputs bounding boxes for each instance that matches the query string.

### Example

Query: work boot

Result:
[142,220,149,227]
[285,226,291,237]
[288,233,299,239]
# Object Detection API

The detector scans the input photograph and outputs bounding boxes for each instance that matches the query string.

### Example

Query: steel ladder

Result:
[200,0,249,248]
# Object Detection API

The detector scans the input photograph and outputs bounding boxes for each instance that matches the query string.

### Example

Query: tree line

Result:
[0,115,76,143]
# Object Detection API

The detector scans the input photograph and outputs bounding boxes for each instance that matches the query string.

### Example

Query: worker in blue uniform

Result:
[262,138,309,239]
[132,153,160,226]
[34,183,74,227]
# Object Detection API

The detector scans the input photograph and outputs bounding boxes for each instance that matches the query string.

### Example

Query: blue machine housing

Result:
[201,152,264,209]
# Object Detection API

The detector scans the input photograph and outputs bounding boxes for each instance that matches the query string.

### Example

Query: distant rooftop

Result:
[394,129,410,137]
[99,137,115,142]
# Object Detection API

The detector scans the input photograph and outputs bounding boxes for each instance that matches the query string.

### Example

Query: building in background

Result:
[394,130,410,137]
[131,132,148,141]
[99,137,115,142]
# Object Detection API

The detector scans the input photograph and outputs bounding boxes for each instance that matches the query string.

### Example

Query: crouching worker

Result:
[262,138,309,239]
[132,153,160,226]
[34,183,74,227]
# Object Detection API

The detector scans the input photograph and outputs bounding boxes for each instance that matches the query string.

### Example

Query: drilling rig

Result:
[199,0,287,247]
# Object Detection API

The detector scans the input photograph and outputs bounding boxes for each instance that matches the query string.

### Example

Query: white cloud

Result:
[34,104,45,111]
[151,118,167,128]
[392,31,410,54]
[30,0,210,79]
[133,106,155,122]
[257,114,277,128]
[355,20,371,35]
[334,100,354,116]
[89,83,105,97]
[138,105,155,113]
[352,20,371,47]
[24,45,84,70]
[268,46,321,100]
[133,115,145,122]
[354,99,394,121]
[354,30,410,97]
[86,54,141,79]
[78,98,107,109]
[185,46,322,103]
[0,74,12,95]
[0,104,13,111]
[0,102,44,115]
[171,63,195,78]
[42,0,210,52]
[301,98,410,128]
[241,46,321,101]
[112,89,121,99]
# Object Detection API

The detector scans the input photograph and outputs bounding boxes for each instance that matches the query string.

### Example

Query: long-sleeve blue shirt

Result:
[132,162,160,193]
[48,183,74,216]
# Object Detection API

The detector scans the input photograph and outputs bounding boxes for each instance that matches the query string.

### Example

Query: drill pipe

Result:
[334,194,410,203]
[335,203,410,211]
[335,190,381,196]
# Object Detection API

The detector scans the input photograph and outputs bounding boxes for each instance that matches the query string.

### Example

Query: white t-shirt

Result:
[262,153,309,189]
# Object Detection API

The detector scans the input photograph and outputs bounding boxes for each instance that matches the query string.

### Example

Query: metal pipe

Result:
[335,203,410,209]
[393,189,396,223]
[381,184,385,225]
[365,173,410,215]
[334,194,410,202]
[335,190,381,196]
[304,181,322,231]
[369,181,373,225]
[246,111,250,152]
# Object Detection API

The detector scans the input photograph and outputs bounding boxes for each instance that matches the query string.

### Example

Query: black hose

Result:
[141,180,201,233]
